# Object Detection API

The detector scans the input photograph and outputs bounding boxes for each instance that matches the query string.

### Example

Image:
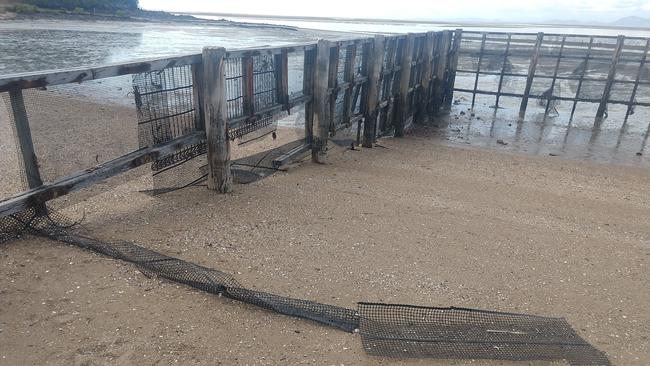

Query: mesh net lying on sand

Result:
[0,208,611,365]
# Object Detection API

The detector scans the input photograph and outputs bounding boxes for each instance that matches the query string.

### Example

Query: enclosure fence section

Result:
[453,30,650,131]
[0,31,461,216]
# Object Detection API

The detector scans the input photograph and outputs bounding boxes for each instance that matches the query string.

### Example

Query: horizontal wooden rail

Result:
[0,53,202,92]
[0,132,205,217]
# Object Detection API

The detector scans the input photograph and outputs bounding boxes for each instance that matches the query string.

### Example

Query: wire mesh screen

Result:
[132,64,206,194]
[226,57,245,120]
[252,55,277,111]
[4,76,139,185]
[358,303,610,365]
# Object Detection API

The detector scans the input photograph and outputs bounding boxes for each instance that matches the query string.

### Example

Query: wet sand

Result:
[1,126,649,365]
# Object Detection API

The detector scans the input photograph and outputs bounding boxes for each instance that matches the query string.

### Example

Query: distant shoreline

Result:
[179,12,650,32]
[0,9,298,31]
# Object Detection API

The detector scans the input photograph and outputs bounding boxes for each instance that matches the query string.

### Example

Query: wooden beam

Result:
[272,141,311,168]
[0,132,205,218]
[595,35,625,126]
[202,47,232,193]
[443,28,463,110]
[8,89,43,190]
[471,33,487,109]
[395,34,416,137]
[570,37,595,123]
[518,32,544,121]
[311,39,332,164]
[191,62,205,131]
[362,35,386,147]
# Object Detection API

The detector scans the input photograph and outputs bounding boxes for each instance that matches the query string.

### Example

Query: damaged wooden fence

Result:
[453,31,650,128]
[0,30,461,216]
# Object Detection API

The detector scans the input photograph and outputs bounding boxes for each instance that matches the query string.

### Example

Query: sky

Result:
[139,0,650,23]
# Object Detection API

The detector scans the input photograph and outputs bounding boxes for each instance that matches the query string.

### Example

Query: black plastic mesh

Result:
[0,208,610,365]
[359,303,610,365]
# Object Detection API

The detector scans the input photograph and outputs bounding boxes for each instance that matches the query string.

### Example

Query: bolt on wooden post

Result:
[202,47,232,193]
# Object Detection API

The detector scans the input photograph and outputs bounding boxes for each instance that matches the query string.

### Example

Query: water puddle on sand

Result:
[430,101,650,168]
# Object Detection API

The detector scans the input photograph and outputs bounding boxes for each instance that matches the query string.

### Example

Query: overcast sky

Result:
[140,0,650,23]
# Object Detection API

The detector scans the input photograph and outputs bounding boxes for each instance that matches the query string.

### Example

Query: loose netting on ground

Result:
[0,207,611,365]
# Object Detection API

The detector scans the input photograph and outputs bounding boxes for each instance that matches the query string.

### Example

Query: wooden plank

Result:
[0,53,202,92]
[8,88,43,190]
[471,33,487,108]
[191,62,205,131]
[272,141,311,168]
[543,35,567,120]
[202,47,232,193]
[570,37,595,123]
[303,48,317,141]
[418,32,436,123]
[443,28,463,110]
[494,34,512,109]
[0,132,205,218]
[242,56,255,116]
[395,34,416,137]
[623,39,650,126]
[595,35,625,126]
[518,32,544,121]
[362,35,386,147]
[311,40,332,164]
[342,45,357,125]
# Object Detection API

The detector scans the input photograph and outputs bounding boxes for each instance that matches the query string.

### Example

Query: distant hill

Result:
[610,16,650,28]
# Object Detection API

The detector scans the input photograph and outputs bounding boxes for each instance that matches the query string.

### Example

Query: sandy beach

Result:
[1,124,649,365]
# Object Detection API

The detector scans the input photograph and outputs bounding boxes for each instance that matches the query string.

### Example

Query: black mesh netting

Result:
[0,208,610,365]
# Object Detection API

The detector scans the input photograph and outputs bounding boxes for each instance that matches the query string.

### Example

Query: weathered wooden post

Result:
[9,88,43,190]
[595,35,625,126]
[444,28,463,110]
[395,33,416,137]
[623,39,650,126]
[518,32,544,121]
[543,35,566,120]
[494,34,512,109]
[569,37,594,123]
[202,47,232,193]
[311,39,332,163]
[362,35,385,147]
[418,31,436,123]
[342,44,357,126]
[471,32,487,109]
[433,31,452,117]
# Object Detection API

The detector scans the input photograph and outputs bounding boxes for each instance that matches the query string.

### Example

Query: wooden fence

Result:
[453,31,650,128]
[0,30,462,216]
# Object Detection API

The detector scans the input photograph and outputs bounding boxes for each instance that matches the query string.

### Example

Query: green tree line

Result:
[25,0,138,12]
